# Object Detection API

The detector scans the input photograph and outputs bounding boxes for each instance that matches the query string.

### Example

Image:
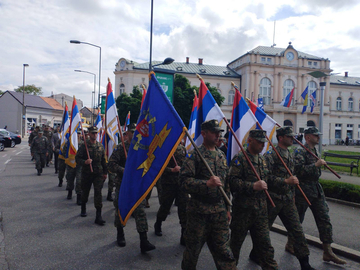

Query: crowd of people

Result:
[27,120,346,270]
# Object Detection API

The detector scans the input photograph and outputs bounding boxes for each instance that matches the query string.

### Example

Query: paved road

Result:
[0,142,359,269]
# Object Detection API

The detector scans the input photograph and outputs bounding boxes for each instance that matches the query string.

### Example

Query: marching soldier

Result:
[228,129,278,269]
[108,123,155,253]
[31,128,49,176]
[28,125,40,161]
[55,138,66,187]
[43,125,53,167]
[75,126,107,226]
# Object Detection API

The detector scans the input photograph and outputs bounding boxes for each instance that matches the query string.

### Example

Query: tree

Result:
[14,84,43,95]
[0,90,4,96]
[116,86,142,126]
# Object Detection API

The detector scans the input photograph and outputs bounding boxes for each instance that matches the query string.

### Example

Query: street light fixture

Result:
[70,40,101,108]
[22,64,29,138]
[152,57,175,68]
[74,69,96,125]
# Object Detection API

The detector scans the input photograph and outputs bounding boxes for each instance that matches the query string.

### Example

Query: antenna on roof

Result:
[271,21,276,47]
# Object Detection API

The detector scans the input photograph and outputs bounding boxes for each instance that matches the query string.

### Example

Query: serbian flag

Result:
[227,88,257,164]
[248,99,277,154]
[280,87,294,107]
[185,93,198,152]
[141,87,147,109]
[119,72,186,225]
[194,78,225,146]
[105,80,120,159]
[301,86,308,114]
[257,97,264,111]
[94,109,103,142]
[58,103,70,160]
[310,90,316,113]
[123,111,130,131]
[66,96,81,168]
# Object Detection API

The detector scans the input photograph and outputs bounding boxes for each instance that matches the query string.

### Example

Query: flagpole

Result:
[116,115,127,159]
[79,117,93,173]
[184,129,232,207]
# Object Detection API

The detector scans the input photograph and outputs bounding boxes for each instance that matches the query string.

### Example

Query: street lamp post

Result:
[22,64,29,138]
[70,40,101,108]
[74,70,96,125]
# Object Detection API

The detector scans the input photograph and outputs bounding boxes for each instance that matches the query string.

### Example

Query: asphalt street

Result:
[0,142,359,269]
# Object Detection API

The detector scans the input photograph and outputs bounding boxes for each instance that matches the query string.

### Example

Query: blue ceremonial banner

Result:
[119,72,186,225]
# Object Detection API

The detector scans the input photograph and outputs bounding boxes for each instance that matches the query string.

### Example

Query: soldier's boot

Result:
[249,249,260,265]
[58,179,63,187]
[40,168,43,173]
[180,228,186,246]
[298,256,316,270]
[106,190,113,201]
[323,243,347,264]
[76,194,82,205]
[139,232,155,253]
[285,237,295,255]
[37,169,41,176]
[154,220,162,236]
[94,209,106,226]
[117,227,126,247]
[67,190,72,200]
[80,203,87,217]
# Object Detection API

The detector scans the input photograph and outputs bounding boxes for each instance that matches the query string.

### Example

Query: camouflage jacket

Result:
[76,140,107,175]
[107,141,130,185]
[31,136,49,154]
[293,143,324,198]
[264,146,295,201]
[179,144,230,214]
[43,130,53,149]
[228,149,269,210]
[161,144,186,185]
[28,131,38,144]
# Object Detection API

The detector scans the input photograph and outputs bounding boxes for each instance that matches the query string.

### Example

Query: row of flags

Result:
[280,86,317,113]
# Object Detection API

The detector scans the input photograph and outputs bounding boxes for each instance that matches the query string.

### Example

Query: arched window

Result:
[307,120,316,127]
[348,97,353,111]
[307,81,317,107]
[259,78,271,105]
[120,84,125,95]
[283,79,294,106]
[336,97,342,111]
[228,90,235,105]
[284,120,293,126]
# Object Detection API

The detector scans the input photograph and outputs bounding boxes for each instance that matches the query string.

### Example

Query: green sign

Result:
[155,72,174,103]
[101,96,106,114]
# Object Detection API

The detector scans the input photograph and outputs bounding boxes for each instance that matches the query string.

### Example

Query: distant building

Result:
[48,93,83,109]
[80,107,97,125]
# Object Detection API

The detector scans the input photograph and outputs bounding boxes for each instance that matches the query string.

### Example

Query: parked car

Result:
[8,131,21,146]
[0,134,5,151]
[0,129,15,148]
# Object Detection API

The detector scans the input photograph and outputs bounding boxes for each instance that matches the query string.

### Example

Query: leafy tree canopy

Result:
[116,85,143,126]
[14,84,43,96]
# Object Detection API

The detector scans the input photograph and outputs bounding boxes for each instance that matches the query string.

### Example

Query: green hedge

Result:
[319,179,360,203]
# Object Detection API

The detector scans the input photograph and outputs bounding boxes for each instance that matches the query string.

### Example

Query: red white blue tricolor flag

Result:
[66,96,81,168]
[59,103,70,160]
[124,111,130,131]
[119,72,186,225]
[310,90,316,113]
[227,87,257,164]
[194,78,225,147]
[280,87,294,107]
[185,92,198,153]
[94,109,103,143]
[105,80,120,159]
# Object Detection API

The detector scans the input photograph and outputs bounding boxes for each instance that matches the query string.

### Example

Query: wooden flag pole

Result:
[79,120,93,173]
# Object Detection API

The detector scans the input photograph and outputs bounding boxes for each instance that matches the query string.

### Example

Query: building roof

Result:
[133,60,240,78]
[330,75,360,87]
[41,97,64,110]
[4,91,54,109]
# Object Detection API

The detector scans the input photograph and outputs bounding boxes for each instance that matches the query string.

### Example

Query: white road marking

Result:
[5,159,11,164]
[3,154,7,157]
[16,151,23,155]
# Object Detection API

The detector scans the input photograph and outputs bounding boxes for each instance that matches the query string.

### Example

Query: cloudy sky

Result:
[1,0,359,108]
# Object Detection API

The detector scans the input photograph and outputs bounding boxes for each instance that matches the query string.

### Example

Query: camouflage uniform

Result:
[179,144,235,270]
[66,139,83,195]
[76,139,107,210]
[43,129,53,165]
[108,141,148,232]
[31,135,49,171]
[228,148,278,269]
[107,172,116,197]
[293,143,333,244]
[156,143,188,228]
[265,145,309,258]
[28,129,38,159]
[55,139,67,184]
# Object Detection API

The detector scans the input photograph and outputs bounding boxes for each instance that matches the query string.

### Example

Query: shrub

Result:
[319,179,360,203]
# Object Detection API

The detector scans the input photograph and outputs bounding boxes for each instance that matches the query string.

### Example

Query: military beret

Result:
[88,126,98,133]
[201,119,224,132]
[249,129,267,142]
[304,126,322,135]
[276,126,295,137]
[127,123,136,132]
[38,128,44,133]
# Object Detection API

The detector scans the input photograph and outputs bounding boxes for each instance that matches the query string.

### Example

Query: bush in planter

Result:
[319,179,360,204]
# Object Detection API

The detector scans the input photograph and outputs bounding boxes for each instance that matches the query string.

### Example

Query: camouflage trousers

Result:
[295,194,333,244]
[230,206,278,270]
[81,173,104,210]
[182,210,236,270]
[146,179,163,205]
[34,153,46,170]
[267,197,309,258]
[66,165,82,194]
[46,148,53,164]
[156,182,188,228]
[107,172,116,193]
[113,183,148,232]
[58,159,66,181]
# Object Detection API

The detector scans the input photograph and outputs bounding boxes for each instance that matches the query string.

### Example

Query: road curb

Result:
[271,224,360,263]
[325,197,360,208]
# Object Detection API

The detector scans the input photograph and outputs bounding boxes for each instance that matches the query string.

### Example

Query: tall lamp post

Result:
[74,70,96,125]
[22,64,29,138]
[70,40,101,108]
